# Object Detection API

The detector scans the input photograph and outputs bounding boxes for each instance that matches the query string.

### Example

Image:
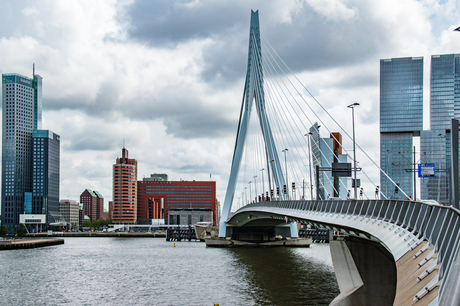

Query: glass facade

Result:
[380,133,414,199]
[380,57,423,199]
[380,57,423,133]
[309,123,324,200]
[430,54,460,130]
[1,73,36,232]
[420,130,449,203]
[32,130,60,223]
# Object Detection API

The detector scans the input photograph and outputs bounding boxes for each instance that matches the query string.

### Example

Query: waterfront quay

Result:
[0,238,64,250]
[26,231,166,238]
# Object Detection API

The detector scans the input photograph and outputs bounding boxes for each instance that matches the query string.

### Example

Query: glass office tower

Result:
[1,73,39,232]
[380,57,423,199]
[32,130,60,223]
[418,54,460,204]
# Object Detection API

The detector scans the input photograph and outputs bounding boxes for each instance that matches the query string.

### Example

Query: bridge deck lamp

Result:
[282,148,289,200]
[348,102,360,199]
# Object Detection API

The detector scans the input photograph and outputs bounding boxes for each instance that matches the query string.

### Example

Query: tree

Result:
[17,223,28,237]
[0,225,8,236]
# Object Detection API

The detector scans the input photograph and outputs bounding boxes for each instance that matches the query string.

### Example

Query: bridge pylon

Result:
[219,10,287,237]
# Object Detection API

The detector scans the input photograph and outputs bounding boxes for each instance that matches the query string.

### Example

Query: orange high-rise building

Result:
[112,147,138,224]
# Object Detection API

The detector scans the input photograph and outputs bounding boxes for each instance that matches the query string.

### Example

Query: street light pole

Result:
[348,102,360,199]
[261,168,265,200]
[254,175,257,201]
[248,181,252,203]
[305,133,314,200]
[282,148,289,200]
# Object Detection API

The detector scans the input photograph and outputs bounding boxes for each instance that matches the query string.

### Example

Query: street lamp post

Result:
[282,148,289,200]
[254,175,257,201]
[261,168,265,200]
[248,181,252,203]
[305,133,314,200]
[348,102,360,199]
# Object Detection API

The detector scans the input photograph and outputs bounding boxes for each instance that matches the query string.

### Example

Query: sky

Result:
[1,0,460,207]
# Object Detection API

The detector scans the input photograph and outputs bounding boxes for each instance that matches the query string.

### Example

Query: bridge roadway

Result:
[224,199,460,306]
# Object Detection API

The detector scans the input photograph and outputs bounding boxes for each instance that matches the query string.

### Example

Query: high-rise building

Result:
[80,189,104,221]
[137,180,218,225]
[418,54,460,204]
[1,69,43,232]
[380,57,424,200]
[112,147,138,224]
[31,130,60,223]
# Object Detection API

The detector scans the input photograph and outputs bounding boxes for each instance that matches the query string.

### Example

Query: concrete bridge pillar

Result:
[330,236,396,306]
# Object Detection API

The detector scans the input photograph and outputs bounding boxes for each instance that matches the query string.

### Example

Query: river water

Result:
[0,238,339,305]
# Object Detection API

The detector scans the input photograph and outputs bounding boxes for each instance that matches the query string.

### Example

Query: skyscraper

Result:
[2,70,43,232]
[380,57,424,200]
[418,54,460,204]
[112,147,138,224]
[31,130,60,223]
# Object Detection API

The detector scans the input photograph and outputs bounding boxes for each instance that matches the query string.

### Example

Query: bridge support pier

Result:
[330,236,396,306]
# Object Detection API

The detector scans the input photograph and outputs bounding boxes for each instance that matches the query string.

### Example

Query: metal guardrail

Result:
[236,199,460,303]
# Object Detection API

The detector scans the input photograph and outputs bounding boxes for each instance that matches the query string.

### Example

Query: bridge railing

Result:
[239,199,460,298]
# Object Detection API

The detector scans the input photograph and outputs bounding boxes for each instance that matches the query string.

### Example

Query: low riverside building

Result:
[137,180,218,225]
[59,199,79,230]
[168,208,213,225]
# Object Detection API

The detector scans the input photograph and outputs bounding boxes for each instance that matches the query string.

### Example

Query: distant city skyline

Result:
[0,1,460,205]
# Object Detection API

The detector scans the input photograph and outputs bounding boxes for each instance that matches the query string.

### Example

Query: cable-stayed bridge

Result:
[217,10,460,306]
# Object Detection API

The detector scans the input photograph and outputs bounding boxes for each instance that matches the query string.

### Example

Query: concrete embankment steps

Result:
[394,241,441,306]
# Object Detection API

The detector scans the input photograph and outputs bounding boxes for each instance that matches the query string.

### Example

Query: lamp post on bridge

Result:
[305,132,314,200]
[248,181,252,203]
[348,102,360,199]
[282,148,289,200]
[261,168,265,200]
[253,175,257,201]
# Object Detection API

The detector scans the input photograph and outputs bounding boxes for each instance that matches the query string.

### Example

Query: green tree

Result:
[17,223,28,237]
[81,220,92,228]
[0,224,8,236]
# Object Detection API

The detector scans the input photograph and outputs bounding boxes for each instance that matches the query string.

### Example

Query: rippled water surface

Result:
[0,238,339,305]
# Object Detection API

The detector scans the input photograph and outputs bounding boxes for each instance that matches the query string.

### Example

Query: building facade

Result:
[137,180,218,225]
[1,70,43,233]
[59,199,80,229]
[80,189,104,221]
[112,147,138,224]
[32,130,60,223]
[380,57,423,200]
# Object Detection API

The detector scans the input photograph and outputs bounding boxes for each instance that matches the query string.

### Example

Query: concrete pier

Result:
[0,238,64,250]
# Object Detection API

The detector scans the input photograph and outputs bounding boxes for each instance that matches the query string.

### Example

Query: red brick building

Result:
[137,180,218,225]
[80,189,104,221]
[112,147,138,224]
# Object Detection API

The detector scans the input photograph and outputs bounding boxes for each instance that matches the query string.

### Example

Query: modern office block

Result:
[112,147,138,224]
[430,54,460,130]
[380,57,423,199]
[137,180,218,225]
[32,130,60,223]
[59,199,80,228]
[1,70,43,232]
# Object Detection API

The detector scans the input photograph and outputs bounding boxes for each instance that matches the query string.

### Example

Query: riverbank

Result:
[0,238,64,250]
[26,231,166,238]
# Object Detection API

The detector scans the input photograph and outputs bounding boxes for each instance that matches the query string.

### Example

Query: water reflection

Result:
[227,245,339,305]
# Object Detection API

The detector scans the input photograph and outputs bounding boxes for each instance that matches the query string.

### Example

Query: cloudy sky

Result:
[1,0,460,206]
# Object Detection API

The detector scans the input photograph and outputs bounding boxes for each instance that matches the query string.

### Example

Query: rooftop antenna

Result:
[33,63,35,76]
[123,139,125,148]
